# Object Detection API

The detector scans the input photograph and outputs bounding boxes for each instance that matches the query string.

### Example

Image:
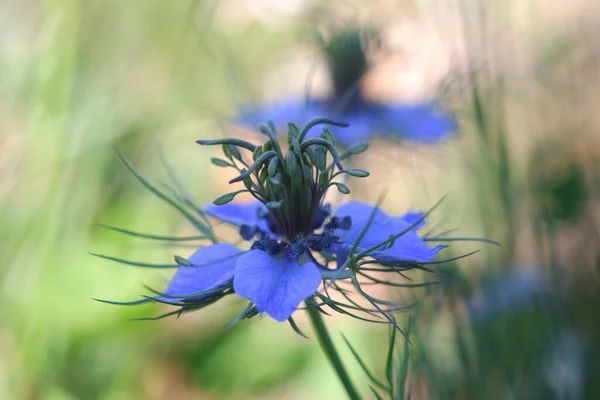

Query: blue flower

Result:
[162,200,446,322]
[96,117,482,330]
[236,29,455,146]
[467,267,547,322]
[238,96,456,147]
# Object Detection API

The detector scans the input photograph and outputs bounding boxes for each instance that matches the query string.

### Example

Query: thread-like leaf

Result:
[97,224,206,242]
[115,149,213,239]
[370,387,385,400]
[92,297,153,306]
[385,321,397,391]
[89,253,177,268]
[342,334,389,391]
[226,302,255,328]
[287,316,309,338]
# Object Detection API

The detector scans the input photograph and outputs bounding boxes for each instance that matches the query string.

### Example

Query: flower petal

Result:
[237,97,378,146]
[334,201,391,224]
[237,97,455,146]
[205,201,269,231]
[340,221,444,263]
[367,238,446,263]
[398,211,426,229]
[468,268,546,322]
[334,201,425,229]
[237,99,327,131]
[163,244,241,301]
[380,103,456,144]
[334,202,443,263]
[326,110,377,145]
[233,250,321,322]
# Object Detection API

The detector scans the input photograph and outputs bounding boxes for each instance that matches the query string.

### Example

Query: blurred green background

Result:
[1,0,599,399]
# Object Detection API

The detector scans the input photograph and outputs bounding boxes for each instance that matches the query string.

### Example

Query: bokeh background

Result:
[2,0,600,399]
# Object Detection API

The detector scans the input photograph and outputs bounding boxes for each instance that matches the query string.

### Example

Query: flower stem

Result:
[306,303,361,400]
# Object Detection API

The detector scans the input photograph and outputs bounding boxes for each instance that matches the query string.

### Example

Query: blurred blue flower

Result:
[545,330,585,400]
[237,29,455,146]
[467,267,547,322]
[237,96,456,147]
[164,200,445,322]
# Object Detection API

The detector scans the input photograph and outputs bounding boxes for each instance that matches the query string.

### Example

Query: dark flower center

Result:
[245,212,350,260]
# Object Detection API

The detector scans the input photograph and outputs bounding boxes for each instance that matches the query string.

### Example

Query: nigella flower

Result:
[95,117,483,332]
[237,30,456,147]
[467,267,548,322]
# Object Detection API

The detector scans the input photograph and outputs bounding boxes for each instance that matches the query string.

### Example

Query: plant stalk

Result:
[306,303,361,400]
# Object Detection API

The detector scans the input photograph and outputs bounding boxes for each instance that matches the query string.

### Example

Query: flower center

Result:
[202,117,369,244]
[245,215,349,260]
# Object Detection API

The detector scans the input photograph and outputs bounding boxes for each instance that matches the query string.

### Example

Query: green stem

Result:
[306,302,362,400]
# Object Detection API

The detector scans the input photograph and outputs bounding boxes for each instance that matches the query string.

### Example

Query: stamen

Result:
[312,204,332,230]
[308,229,340,252]
[324,215,352,230]
[251,234,280,254]
[239,224,258,241]
[286,236,309,259]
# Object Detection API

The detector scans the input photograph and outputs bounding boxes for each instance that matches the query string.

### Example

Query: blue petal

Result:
[379,103,456,144]
[302,98,381,145]
[233,250,322,322]
[237,97,455,146]
[333,201,391,223]
[163,244,241,301]
[320,99,456,146]
[334,201,424,228]
[398,211,426,229]
[334,201,443,263]
[237,98,378,146]
[205,201,269,231]
[341,221,444,263]
[367,239,446,263]
[324,108,379,145]
[238,99,327,131]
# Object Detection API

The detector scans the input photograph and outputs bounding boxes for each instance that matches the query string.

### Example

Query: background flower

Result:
[237,29,456,146]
